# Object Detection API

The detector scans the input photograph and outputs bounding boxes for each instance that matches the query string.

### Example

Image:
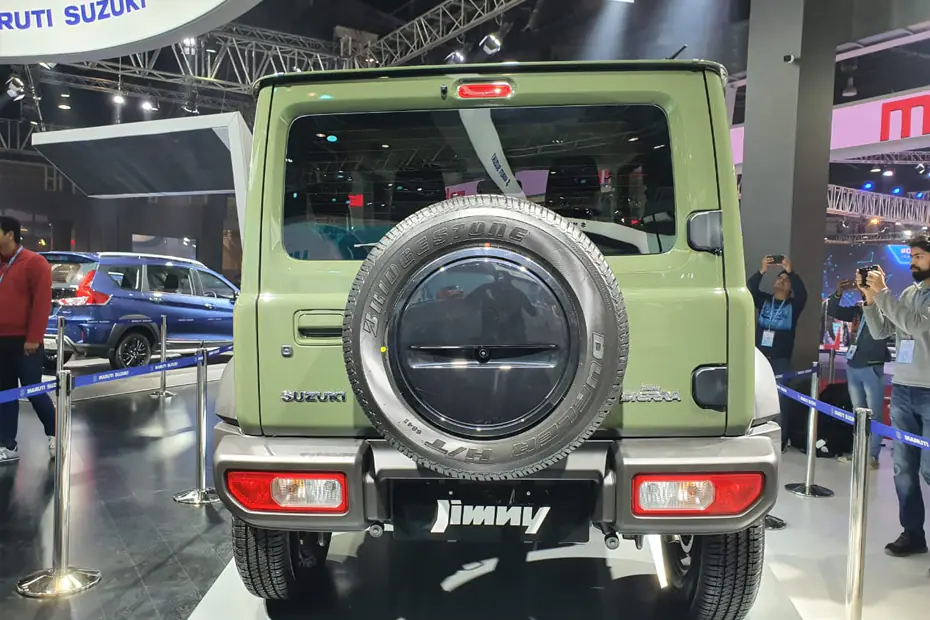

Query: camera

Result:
[783,54,798,64]
[770,254,784,264]
[857,265,880,285]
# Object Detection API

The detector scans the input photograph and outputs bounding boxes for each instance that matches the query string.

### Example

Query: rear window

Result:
[45,256,97,300]
[281,104,675,261]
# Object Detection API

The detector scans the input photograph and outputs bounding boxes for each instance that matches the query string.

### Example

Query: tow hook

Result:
[368,522,385,538]
[604,532,620,550]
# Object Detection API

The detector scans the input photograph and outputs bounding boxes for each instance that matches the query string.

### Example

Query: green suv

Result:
[212,60,781,620]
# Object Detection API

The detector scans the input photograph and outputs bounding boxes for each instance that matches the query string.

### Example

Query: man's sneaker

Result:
[0,446,20,464]
[885,533,929,557]
[48,437,56,460]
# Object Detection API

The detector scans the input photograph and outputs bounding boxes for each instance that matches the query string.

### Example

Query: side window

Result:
[199,272,237,300]
[147,265,195,295]
[104,265,142,291]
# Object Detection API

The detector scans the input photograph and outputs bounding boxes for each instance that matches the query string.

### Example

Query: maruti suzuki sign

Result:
[0,0,262,63]
[731,90,930,167]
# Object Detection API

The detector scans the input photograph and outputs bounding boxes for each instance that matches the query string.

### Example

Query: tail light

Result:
[457,81,513,99]
[226,471,347,514]
[59,270,110,306]
[632,473,764,517]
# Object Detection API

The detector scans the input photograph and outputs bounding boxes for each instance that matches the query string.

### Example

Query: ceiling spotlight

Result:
[112,93,125,105]
[480,33,503,56]
[870,166,881,173]
[918,163,927,174]
[4,76,25,101]
[445,50,467,65]
[841,76,857,98]
[58,102,71,110]
[180,37,198,55]
[628,136,639,142]
[882,169,894,177]
[381,144,390,148]
[141,100,158,111]
[182,91,200,114]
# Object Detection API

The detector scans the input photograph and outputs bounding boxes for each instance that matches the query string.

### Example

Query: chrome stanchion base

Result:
[785,482,835,498]
[17,567,101,599]
[149,390,176,400]
[764,515,787,530]
[173,488,220,506]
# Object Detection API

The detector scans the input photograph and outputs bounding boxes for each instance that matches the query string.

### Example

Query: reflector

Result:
[631,473,764,517]
[226,471,348,513]
[457,82,514,100]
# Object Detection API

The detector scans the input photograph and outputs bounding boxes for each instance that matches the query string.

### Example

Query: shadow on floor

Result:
[265,536,679,620]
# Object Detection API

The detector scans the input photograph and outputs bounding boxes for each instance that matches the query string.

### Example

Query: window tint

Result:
[104,266,142,291]
[47,260,95,286]
[147,266,194,295]
[281,104,675,261]
[199,272,236,299]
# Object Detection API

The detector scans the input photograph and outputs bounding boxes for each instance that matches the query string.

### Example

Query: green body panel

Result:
[235,62,753,438]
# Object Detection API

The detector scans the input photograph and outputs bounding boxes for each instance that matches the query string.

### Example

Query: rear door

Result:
[250,66,728,436]
[194,270,237,342]
[143,264,206,343]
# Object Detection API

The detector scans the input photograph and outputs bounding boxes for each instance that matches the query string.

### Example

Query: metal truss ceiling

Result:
[828,184,930,226]
[0,118,35,155]
[350,0,528,66]
[835,152,930,165]
[62,23,348,96]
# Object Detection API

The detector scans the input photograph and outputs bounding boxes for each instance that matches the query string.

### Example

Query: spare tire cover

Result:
[344,195,629,479]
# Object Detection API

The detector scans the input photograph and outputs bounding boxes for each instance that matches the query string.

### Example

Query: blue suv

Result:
[41,252,238,370]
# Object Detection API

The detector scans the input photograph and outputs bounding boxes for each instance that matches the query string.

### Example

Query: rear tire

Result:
[109,331,153,369]
[660,523,765,620]
[232,517,331,600]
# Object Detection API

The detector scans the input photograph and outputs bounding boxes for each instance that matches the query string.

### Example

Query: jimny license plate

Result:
[390,480,595,543]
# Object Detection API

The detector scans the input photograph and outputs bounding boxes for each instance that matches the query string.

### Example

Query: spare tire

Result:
[344,195,628,479]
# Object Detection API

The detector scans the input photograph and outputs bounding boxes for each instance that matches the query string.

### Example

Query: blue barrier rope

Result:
[0,346,233,405]
[776,383,930,451]
[775,367,817,381]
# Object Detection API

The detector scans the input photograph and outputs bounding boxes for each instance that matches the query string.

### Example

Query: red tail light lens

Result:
[60,270,111,306]
[457,81,513,99]
[632,473,764,517]
[226,471,348,514]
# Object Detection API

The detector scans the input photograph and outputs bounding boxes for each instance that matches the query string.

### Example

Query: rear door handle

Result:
[294,311,344,344]
[205,304,215,310]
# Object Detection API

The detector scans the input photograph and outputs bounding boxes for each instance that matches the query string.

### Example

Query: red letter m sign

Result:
[880,95,930,141]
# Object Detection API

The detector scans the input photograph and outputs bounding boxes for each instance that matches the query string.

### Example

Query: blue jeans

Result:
[846,365,886,459]
[890,384,930,542]
[0,340,56,450]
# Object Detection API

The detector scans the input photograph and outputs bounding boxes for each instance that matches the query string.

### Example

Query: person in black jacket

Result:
[748,255,808,449]
[827,279,892,469]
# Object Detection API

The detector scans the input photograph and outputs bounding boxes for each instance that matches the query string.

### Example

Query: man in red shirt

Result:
[0,216,56,463]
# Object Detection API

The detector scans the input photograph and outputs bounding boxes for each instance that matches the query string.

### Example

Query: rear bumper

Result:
[213,422,780,536]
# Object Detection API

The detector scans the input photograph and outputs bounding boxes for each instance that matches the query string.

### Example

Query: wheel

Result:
[43,351,72,372]
[660,523,765,620]
[109,331,153,369]
[231,517,331,600]
[344,195,629,480]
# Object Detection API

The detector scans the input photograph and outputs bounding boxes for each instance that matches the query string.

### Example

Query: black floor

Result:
[0,384,232,620]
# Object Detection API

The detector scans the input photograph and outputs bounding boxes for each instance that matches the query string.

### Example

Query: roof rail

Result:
[96,252,206,267]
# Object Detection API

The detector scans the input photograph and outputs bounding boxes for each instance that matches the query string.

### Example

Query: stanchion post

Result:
[17,369,101,598]
[828,348,837,383]
[55,315,66,374]
[150,315,175,400]
[845,407,872,620]
[173,348,220,506]
[786,362,835,498]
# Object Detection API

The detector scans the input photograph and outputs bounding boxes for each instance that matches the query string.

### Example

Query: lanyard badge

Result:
[0,245,23,286]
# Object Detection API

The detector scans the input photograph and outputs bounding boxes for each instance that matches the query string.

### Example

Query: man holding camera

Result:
[860,235,930,559]
[827,279,892,469]
[748,254,808,449]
